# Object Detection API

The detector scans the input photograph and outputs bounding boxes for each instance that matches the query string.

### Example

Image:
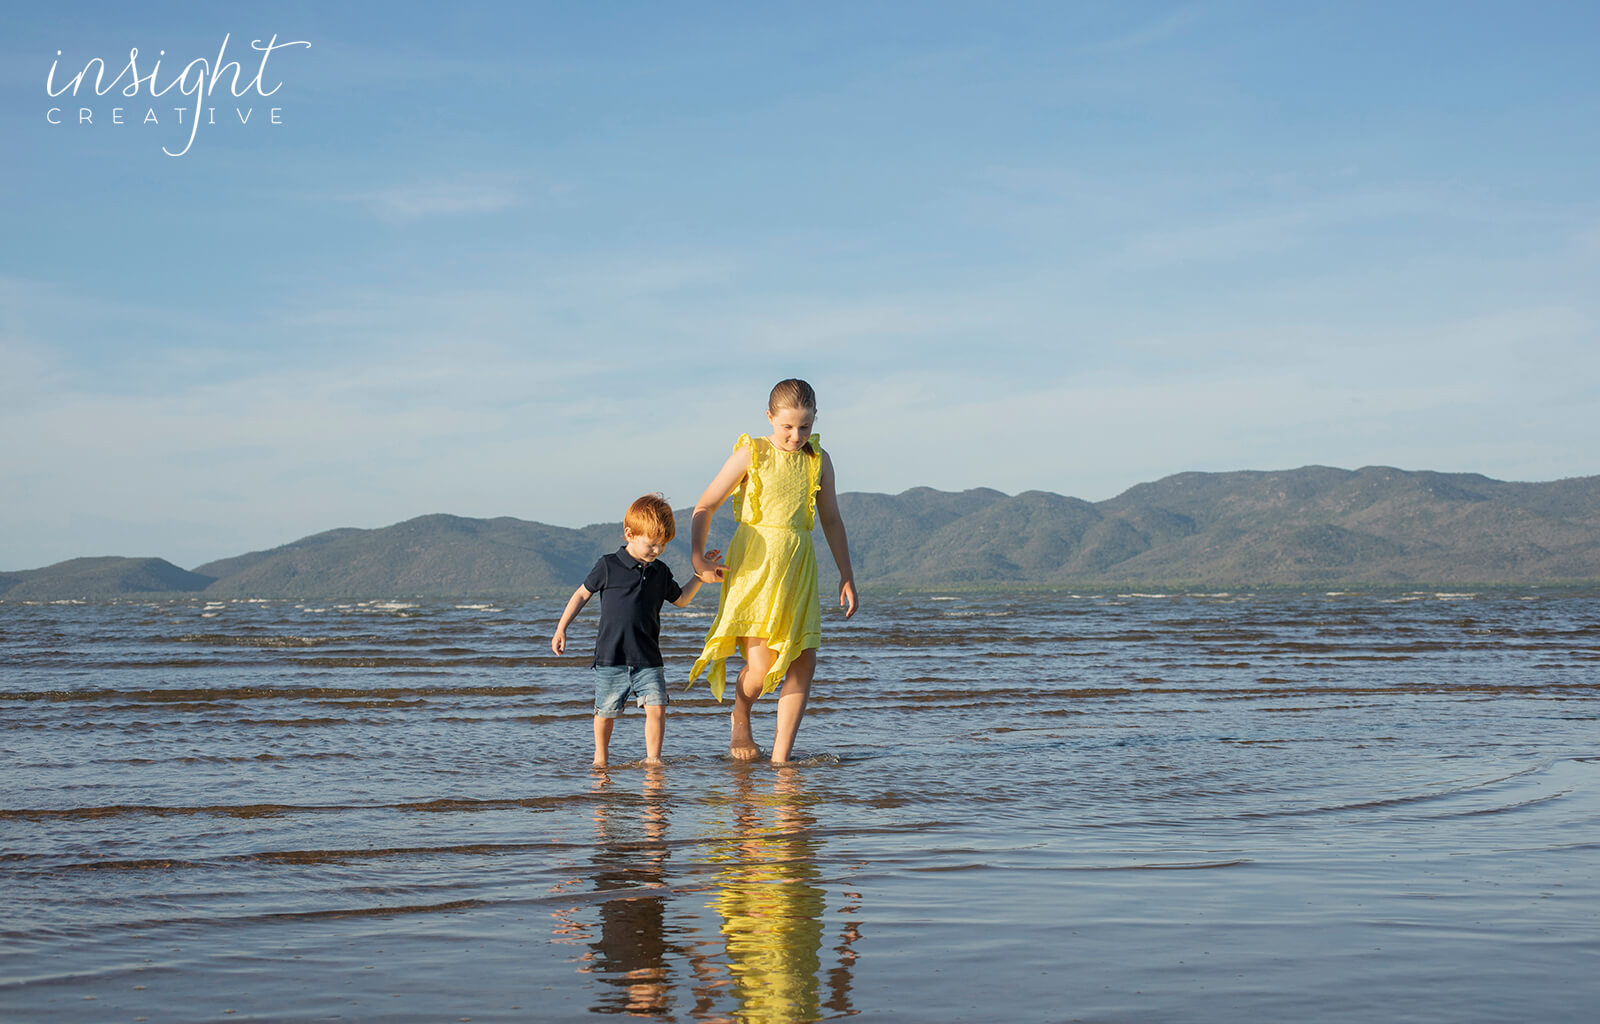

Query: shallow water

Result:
[2,589,1598,1022]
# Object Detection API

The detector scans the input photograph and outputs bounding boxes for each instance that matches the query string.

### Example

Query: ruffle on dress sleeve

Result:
[731,433,761,524]
[803,434,823,530]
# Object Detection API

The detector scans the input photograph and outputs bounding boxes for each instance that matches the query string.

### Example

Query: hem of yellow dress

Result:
[687,630,822,703]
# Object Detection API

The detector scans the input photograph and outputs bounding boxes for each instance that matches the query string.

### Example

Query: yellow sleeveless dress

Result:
[688,433,823,701]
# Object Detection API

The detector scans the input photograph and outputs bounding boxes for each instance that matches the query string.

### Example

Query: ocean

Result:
[3,589,1598,1022]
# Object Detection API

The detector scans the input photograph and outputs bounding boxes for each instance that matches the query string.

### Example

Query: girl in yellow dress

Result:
[688,379,859,764]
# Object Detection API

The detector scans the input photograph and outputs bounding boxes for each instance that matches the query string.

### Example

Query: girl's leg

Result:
[643,705,665,765]
[770,648,816,764]
[730,638,774,760]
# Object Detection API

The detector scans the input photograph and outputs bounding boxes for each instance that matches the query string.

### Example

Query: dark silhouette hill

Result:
[1078,467,1600,584]
[5,467,1598,599]
[0,557,215,601]
[191,512,740,599]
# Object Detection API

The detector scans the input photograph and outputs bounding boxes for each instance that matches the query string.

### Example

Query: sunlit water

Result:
[2,590,1597,1022]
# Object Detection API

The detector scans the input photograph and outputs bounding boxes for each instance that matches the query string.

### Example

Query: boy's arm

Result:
[551,585,593,655]
[670,550,719,607]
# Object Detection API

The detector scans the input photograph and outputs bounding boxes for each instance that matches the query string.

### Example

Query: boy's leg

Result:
[730,638,774,761]
[592,715,614,769]
[633,666,669,766]
[643,705,665,764]
[592,666,628,769]
[770,647,816,764]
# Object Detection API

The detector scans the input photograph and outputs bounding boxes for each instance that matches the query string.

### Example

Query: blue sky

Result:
[4,1,1597,570]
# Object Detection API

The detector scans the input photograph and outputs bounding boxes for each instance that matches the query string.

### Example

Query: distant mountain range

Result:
[4,466,1598,600]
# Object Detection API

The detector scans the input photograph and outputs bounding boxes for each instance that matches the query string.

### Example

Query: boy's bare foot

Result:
[643,755,664,766]
[592,757,608,769]
[729,744,762,761]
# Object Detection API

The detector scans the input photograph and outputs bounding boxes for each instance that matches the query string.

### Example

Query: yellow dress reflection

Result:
[708,769,853,1023]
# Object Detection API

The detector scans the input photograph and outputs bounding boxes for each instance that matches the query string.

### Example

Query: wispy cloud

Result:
[3,260,1595,569]
[337,176,527,221]
[1080,4,1213,52]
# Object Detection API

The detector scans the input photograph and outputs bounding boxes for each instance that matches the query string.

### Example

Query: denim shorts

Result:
[592,665,670,718]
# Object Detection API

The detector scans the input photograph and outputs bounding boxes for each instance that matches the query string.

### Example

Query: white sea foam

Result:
[329,600,422,614]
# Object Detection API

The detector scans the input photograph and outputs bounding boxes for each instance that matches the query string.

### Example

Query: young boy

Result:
[551,494,713,768]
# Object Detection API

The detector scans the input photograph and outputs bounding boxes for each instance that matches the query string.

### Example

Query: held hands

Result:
[839,579,859,618]
[693,548,726,583]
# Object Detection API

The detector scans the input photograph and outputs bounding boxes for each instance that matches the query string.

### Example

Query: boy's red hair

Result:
[624,493,676,542]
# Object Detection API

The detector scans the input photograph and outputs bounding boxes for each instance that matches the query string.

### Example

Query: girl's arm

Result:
[671,550,720,606]
[691,448,753,582]
[816,450,858,618]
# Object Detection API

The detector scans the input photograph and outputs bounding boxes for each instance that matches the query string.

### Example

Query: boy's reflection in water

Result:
[552,766,861,1022]
[558,767,679,1017]
[707,766,862,1023]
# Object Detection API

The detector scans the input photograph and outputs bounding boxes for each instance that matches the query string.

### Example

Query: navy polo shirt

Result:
[584,546,683,668]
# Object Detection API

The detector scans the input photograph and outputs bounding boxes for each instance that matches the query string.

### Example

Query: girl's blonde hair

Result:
[768,378,816,414]
[767,378,818,455]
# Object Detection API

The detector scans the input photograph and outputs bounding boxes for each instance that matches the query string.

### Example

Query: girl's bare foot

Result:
[592,759,608,769]
[643,755,664,766]
[730,709,761,759]
[729,684,761,760]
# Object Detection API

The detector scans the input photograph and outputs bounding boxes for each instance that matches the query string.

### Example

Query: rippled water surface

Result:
[3,590,1598,1022]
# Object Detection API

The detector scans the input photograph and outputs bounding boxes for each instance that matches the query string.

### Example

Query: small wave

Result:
[12,839,584,875]
[0,792,600,822]
[177,633,349,648]
[0,682,549,704]
[1073,859,1254,871]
